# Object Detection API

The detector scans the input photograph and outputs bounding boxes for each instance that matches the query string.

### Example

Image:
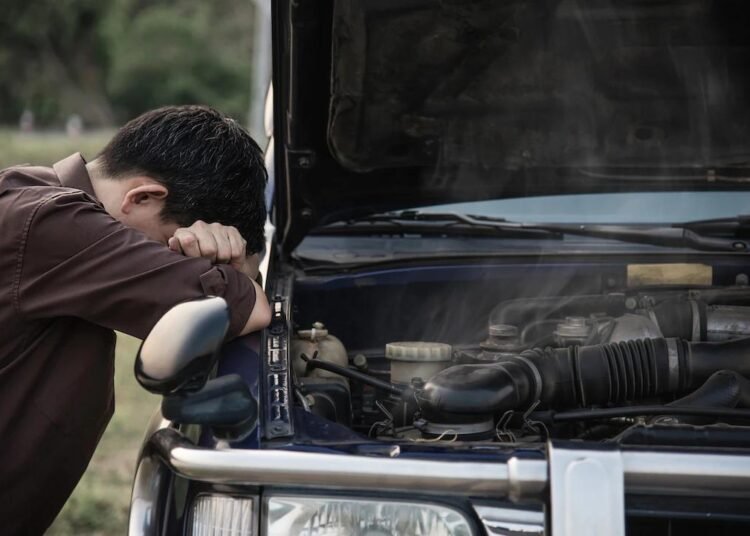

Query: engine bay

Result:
[285,262,750,447]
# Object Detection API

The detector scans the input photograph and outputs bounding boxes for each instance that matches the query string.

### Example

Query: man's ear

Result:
[120,183,169,215]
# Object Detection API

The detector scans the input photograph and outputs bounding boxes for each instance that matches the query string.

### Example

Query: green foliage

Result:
[0,0,113,125]
[107,3,251,121]
[0,0,255,126]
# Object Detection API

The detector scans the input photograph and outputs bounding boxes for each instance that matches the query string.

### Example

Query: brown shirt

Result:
[0,153,256,534]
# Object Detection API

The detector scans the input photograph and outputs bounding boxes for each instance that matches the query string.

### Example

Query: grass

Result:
[0,129,158,534]
[0,128,115,168]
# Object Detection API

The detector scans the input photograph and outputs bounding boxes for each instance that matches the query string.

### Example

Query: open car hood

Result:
[272,0,750,254]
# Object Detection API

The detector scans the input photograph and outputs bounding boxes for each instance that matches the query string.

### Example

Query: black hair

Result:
[98,105,267,252]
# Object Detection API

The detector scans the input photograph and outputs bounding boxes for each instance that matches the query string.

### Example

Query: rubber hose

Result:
[667,370,750,409]
[301,354,403,396]
[418,337,750,417]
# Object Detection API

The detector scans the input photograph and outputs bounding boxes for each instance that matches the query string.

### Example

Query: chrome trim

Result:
[128,408,171,536]
[128,455,170,536]
[622,451,750,497]
[146,428,750,505]
[149,428,547,498]
[472,504,544,536]
[549,444,625,536]
[507,456,549,502]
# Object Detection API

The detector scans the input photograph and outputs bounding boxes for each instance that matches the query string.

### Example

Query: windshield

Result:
[418,191,750,224]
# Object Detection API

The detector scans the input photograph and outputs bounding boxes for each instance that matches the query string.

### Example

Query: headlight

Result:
[188,494,256,535]
[265,495,473,536]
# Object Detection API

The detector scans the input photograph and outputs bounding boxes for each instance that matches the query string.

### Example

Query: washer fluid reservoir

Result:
[291,322,348,383]
[385,341,453,385]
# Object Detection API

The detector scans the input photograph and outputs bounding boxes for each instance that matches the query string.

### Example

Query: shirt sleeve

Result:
[14,191,255,339]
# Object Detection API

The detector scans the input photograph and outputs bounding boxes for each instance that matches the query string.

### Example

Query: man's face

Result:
[121,209,180,244]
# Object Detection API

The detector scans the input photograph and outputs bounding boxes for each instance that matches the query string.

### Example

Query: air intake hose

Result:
[666,370,750,409]
[418,337,750,417]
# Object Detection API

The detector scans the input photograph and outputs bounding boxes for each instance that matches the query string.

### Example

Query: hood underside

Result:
[273,0,750,253]
[330,0,750,172]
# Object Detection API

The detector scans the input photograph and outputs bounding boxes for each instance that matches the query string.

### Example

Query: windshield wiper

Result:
[313,211,563,239]
[316,211,749,252]
[678,214,750,236]
[529,222,747,252]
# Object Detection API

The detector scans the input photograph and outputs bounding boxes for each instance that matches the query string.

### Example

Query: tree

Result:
[0,0,114,125]
[0,0,256,127]
[105,1,253,122]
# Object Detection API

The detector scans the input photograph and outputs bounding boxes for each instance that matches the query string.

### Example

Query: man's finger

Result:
[168,236,183,254]
[172,229,201,258]
[210,223,233,264]
[190,225,219,262]
[226,228,247,268]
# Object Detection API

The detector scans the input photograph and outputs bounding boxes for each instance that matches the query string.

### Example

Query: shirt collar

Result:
[53,153,97,199]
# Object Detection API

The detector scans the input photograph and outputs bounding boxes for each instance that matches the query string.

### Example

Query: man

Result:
[0,105,271,534]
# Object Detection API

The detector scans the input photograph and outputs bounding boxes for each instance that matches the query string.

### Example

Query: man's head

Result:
[89,105,267,251]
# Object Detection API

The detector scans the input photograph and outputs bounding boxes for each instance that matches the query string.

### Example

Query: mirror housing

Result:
[135,297,229,395]
[161,374,258,440]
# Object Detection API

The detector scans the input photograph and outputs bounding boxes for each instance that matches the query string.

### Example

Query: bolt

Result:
[353,354,368,370]
[737,274,749,286]
[298,156,312,168]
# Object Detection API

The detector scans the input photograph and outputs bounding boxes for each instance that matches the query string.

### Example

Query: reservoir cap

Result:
[385,341,452,362]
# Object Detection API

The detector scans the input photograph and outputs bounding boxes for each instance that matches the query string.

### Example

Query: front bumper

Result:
[130,426,750,535]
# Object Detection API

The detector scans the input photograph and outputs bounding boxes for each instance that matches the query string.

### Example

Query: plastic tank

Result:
[385,341,453,385]
[291,322,349,382]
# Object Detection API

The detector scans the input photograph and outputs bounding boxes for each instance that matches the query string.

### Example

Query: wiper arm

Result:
[314,211,562,239]
[527,223,748,252]
[407,212,748,251]
[321,211,749,252]
[677,215,750,236]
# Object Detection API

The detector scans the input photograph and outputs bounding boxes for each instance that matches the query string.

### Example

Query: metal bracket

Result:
[549,442,625,536]
[263,295,294,439]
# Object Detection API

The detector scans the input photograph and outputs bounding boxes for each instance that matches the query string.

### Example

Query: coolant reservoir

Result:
[291,322,348,381]
[385,341,453,385]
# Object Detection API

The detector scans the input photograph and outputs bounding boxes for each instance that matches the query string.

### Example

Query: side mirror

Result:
[162,374,258,440]
[135,297,229,395]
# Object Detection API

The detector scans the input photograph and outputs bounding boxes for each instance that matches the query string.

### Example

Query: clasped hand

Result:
[168,220,259,280]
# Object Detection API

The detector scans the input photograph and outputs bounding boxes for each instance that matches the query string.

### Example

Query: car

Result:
[128,1,750,534]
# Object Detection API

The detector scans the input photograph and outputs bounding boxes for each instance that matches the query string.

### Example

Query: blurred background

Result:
[0,0,269,533]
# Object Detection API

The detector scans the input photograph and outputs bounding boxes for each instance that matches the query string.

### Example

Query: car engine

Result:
[292,286,750,445]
